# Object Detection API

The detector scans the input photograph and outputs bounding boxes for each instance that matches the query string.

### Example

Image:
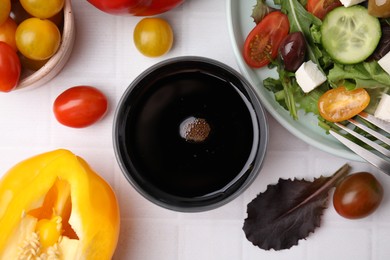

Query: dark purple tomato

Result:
[333,172,384,219]
[278,31,307,72]
[370,23,390,60]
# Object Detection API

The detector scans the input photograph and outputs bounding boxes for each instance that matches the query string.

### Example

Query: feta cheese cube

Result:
[374,93,390,122]
[378,51,390,75]
[339,0,366,7]
[295,60,327,93]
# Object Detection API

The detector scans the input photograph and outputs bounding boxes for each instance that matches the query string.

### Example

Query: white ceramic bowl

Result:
[16,0,75,91]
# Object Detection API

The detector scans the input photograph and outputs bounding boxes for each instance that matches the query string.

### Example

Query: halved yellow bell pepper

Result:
[0,149,120,259]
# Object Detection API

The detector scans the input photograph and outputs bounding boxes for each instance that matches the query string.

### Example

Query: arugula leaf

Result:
[264,69,300,119]
[263,0,327,120]
[296,84,329,115]
[251,0,276,24]
[279,0,322,65]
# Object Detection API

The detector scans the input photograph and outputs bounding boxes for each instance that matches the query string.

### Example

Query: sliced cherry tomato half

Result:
[307,0,342,20]
[333,172,383,219]
[243,11,290,68]
[53,86,108,128]
[0,41,21,92]
[318,86,370,122]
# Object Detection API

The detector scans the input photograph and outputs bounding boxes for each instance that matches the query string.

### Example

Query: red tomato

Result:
[53,86,108,128]
[243,11,290,68]
[0,17,17,51]
[0,42,21,92]
[307,0,342,20]
[333,172,383,219]
[87,0,184,16]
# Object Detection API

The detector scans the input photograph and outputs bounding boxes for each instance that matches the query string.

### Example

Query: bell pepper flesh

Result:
[0,149,120,259]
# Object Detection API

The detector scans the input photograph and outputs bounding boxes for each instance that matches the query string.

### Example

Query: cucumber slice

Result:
[321,5,381,64]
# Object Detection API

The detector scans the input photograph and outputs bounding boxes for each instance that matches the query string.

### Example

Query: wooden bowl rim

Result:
[16,0,75,91]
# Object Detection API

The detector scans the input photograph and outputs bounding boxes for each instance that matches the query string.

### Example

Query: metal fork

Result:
[330,112,390,175]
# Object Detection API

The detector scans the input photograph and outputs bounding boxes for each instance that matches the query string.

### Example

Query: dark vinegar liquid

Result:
[124,71,257,198]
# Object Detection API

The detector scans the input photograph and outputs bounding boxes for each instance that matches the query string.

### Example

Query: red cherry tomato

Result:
[307,0,342,20]
[333,172,384,219]
[0,17,17,51]
[243,11,290,68]
[87,0,184,16]
[53,86,108,128]
[0,41,21,92]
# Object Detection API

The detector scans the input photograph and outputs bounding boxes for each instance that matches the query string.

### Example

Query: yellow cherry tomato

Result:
[11,0,64,28]
[318,86,370,122]
[15,18,61,61]
[368,0,390,18]
[0,0,11,25]
[0,16,17,51]
[20,0,64,19]
[133,17,173,57]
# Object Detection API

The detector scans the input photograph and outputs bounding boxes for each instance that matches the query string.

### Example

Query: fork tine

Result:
[347,118,390,147]
[358,112,390,133]
[330,130,390,176]
[335,122,390,157]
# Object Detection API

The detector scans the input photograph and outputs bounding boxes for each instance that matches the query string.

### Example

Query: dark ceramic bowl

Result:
[113,56,268,212]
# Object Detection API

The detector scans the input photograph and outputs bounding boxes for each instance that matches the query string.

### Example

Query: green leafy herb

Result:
[243,164,350,251]
[279,0,322,65]
[251,0,276,24]
[264,69,301,119]
[258,0,390,123]
[261,0,327,120]
[328,61,390,89]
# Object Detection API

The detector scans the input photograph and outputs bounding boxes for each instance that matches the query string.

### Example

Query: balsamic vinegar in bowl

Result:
[113,57,268,212]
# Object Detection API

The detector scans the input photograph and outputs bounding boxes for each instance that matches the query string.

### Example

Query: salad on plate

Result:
[243,0,390,136]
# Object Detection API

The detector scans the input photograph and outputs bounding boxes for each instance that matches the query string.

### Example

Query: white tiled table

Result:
[1,1,390,259]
